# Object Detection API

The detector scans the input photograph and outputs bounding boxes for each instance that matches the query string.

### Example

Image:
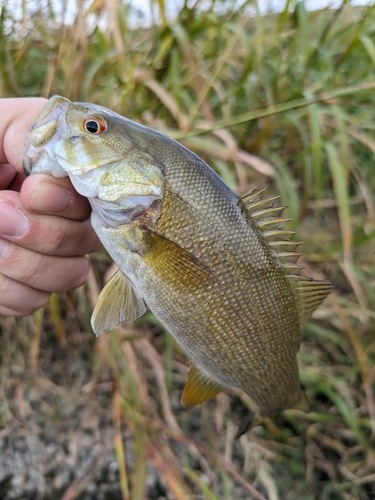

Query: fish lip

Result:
[28,96,70,147]
[23,96,71,176]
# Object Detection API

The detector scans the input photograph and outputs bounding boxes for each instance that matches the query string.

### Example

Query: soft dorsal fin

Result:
[91,269,147,336]
[239,187,303,274]
[181,361,227,406]
[287,275,334,326]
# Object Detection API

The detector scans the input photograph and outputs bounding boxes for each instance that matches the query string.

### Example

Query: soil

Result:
[0,313,255,500]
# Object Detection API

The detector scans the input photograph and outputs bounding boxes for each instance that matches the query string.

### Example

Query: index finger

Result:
[0,98,47,173]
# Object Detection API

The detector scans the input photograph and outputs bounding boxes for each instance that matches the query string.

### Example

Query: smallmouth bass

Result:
[24,96,333,433]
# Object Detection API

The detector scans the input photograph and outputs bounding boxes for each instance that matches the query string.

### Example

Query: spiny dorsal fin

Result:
[181,361,227,406]
[287,275,334,326]
[240,187,267,205]
[240,187,302,274]
[240,188,333,322]
[257,217,292,231]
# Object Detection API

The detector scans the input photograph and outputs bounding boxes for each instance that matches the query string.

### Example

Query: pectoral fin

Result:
[181,362,227,406]
[142,231,213,290]
[91,269,146,336]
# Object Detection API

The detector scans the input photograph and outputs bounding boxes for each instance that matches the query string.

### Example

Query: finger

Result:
[9,171,26,192]
[0,238,90,293]
[0,164,18,189]
[0,191,101,257]
[0,305,30,317]
[20,174,91,221]
[0,273,50,316]
[1,98,47,173]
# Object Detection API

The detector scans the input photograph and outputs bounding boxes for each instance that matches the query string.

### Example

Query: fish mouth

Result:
[23,96,71,177]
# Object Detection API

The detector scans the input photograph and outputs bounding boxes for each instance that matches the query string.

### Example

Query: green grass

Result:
[1,0,375,498]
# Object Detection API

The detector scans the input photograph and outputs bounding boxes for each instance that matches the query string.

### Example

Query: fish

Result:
[24,96,334,433]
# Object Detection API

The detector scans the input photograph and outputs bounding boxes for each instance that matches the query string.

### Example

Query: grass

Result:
[1,0,375,498]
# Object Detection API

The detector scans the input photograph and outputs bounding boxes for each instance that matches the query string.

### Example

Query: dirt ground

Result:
[0,320,125,500]
[0,312,254,500]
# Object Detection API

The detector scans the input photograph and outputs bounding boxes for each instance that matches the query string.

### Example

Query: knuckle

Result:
[0,273,49,315]
[74,256,90,287]
[23,254,48,284]
[28,294,50,313]
[17,296,49,316]
[64,256,90,291]
[47,219,70,254]
[6,246,50,287]
[43,219,94,257]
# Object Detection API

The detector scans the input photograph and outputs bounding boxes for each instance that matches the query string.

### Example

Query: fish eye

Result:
[84,116,107,134]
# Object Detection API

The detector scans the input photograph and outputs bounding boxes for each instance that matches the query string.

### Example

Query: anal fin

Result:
[91,269,147,336]
[291,391,310,413]
[181,362,227,406]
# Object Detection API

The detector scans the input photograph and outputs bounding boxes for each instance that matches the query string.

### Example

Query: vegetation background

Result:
[0,0,375,498]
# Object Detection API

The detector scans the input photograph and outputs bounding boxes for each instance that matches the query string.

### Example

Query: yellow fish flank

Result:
[24,96,333,433]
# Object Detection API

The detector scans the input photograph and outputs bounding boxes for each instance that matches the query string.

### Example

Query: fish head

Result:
[24,96,164,228]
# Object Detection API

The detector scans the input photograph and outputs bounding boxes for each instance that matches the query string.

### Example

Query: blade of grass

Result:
[30,308,44,377]
[182,462,221,500]
[135,338,179,431]
[331,298,375,445]
[308,104,323,204]
[49,293,66,345]
[269,153,300,228]
[325,142,369,308]
[147,440,194,500]
[318,383,368,452]
[174,82,375,139]
[113,383,130,500]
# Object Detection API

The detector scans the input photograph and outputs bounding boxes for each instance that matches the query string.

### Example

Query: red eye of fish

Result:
[84,116,107,134]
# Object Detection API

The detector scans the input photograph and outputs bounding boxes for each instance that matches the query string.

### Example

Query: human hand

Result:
[0,98,101,316]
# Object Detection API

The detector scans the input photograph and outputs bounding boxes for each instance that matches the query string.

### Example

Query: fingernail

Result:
[0,202,29,238]
[29,182,72,213]
[0,239,10,259]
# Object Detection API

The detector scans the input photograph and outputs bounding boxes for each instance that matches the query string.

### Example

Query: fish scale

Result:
[24,96,334,432]
[151,181,301,411]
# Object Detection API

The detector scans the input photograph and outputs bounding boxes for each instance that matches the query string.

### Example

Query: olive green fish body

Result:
[89,136,303,416]
[24,96,334,423]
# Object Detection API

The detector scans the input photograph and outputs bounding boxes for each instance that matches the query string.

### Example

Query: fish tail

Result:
[235,391,310,438]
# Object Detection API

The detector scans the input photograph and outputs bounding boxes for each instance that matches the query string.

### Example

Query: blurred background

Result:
[1,0,375,498]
